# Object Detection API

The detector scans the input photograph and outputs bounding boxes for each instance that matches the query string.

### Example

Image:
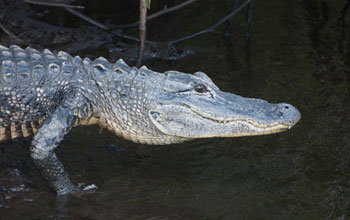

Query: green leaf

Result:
[146,0,151,9]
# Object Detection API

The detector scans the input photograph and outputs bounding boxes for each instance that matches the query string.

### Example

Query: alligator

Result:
[0,45,301,195]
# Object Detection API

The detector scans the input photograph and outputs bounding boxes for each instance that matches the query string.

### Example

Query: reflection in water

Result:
[1,0,350,219]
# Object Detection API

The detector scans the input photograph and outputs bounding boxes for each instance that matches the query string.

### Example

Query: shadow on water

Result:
[1,0,350,219]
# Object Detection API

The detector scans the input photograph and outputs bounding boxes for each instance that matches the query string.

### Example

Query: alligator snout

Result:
[275,103,301,125]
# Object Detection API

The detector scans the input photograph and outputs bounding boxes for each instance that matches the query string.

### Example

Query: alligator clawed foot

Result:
[58,183,98,197]
[72,183,98,196]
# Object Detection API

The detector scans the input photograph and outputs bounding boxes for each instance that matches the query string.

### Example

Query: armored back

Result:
[0,45,84,142]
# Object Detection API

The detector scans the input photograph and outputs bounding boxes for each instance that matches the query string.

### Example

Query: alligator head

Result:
[103,61,301,145]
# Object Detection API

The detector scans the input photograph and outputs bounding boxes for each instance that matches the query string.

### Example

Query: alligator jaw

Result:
[187,104,300,135]
[148,101,301,138]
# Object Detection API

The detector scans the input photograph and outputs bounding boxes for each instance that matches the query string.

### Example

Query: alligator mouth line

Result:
[150,102,297,137]
[183,103,294,130]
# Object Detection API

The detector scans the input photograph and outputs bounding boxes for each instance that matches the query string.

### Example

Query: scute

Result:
[47,63,60,78]
[17,60,31,82]
[2,59,16,84]
[32,64,46,82]
[93,57,111,81]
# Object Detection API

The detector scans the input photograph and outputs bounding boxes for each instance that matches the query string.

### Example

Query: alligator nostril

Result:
[284,105,289,110]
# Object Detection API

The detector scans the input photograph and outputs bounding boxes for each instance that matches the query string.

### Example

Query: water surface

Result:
[1,0,350,219]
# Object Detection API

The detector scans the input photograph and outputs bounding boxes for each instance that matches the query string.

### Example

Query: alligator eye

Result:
[194,84,208,93]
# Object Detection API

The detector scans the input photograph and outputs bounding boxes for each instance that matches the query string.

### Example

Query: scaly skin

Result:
[0,45,301,194]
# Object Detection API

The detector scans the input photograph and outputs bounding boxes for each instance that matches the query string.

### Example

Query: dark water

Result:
[1,0,350,219]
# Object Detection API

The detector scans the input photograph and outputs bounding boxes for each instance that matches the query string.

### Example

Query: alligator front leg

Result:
[30,99,81,195]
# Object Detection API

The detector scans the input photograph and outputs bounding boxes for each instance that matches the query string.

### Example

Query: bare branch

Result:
[24,0,84,9]
[224,0,239,37]
[245,0,254,40]
[116,0,199,28]
[64,7,156,44]
[64,7,109,31]
[137,0,147,67]
[169,0,252,44]
[26,0,252,57]
[0,23,25,43]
